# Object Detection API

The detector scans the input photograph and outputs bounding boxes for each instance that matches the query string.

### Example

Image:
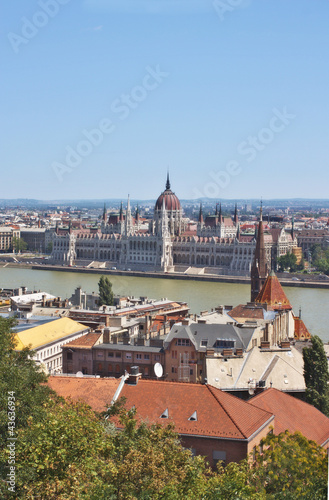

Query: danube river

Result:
[0,267,328,342]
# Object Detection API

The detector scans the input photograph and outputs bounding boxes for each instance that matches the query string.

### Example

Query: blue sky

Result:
[1,0,328,201]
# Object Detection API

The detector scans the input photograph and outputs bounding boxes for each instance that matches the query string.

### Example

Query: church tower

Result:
[251,202,269,301]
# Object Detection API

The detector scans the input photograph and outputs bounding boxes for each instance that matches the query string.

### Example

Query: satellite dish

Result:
[154,363,163,378]
[76,371,84,378]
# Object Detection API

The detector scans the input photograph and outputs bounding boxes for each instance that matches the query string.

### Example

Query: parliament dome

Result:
[155,175,181,211]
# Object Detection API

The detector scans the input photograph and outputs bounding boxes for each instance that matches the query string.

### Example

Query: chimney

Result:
[105,315,110,327]
[127,366,142,385]
[103,328,110,344]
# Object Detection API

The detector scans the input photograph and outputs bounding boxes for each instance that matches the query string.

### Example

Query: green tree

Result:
[12,236,27,253]
[98,276,114,306]
[303,335,329,416]
[46,241,53,254]
[13,399,117,500]
[101,400,209,500]
[277,252,297,272]
[0,317,51,497]
[253,430,327,499]
[203,460,263,499]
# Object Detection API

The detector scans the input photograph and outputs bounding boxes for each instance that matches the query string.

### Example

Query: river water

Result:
[1,267,328,342]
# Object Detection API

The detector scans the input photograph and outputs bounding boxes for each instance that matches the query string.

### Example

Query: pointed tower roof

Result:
[119,201,124,221]
[135,204,140,220]
[256,271,292,310]
[293,315,311,340]
[198,203,204,224]
[219,202,223,224]
[291,216,295,240]
[102,203,107,222]
[250,201,268,301]
[234,203,239,225]
[166,171,171,190]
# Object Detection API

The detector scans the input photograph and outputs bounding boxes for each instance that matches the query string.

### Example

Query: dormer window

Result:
[188,411,197,421]
[177,339,190,346]
[201,339,208,347]
[160,408,168,419]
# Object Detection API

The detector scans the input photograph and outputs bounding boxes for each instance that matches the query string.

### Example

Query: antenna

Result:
[154,362,163,378]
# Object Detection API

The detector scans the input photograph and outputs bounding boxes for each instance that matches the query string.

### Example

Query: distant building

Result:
[0,226,20,252]
[297,228,329,257]
[52,177,295,274]
[19,228,54,253]
[14,317,89,374]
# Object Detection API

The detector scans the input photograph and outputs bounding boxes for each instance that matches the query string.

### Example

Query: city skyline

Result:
[2,1,329,200]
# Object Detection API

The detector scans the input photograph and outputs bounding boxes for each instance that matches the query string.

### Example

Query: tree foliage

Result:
[277,252,297,272]
[311,244,329,274]
[12,236,27,253]
[253,430,327,499]
[98,275,114,306]
[1,317,328,499]
[0,317,52,497]
[303,335,329,416]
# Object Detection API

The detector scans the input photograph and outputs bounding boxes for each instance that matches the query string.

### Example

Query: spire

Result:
[166,171,171,190]
[234,203,238,225]
[135,204,139,220]
[260,199,263,222]
[236,224,240,240]
[219,202,223,223]
[102,202,107,222]
[198,203,203,223]
[291,216,295,239]
[250,201,268,301]
[119,201,124,222]
[215,202,218,216]
[127,194,130,212]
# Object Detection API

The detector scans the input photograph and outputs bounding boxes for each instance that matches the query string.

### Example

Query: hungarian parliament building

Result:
[51,176,297,275]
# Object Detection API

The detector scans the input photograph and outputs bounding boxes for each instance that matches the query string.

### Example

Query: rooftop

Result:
[14,317,88,350]
[250,388,329,447]
[47,376,273,440]
[256,272,292,311]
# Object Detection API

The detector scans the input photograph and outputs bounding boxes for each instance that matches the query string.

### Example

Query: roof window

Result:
[160,408,168,419]
[188,411,197,421]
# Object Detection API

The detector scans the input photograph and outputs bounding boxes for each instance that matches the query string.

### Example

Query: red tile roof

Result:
[250,388,329,447]
[64,332,102,348]
[47,377,273,440]
[293,316,311,340]
[256,272,292,310]
[47,376,120,412]
[228,304,265,320]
